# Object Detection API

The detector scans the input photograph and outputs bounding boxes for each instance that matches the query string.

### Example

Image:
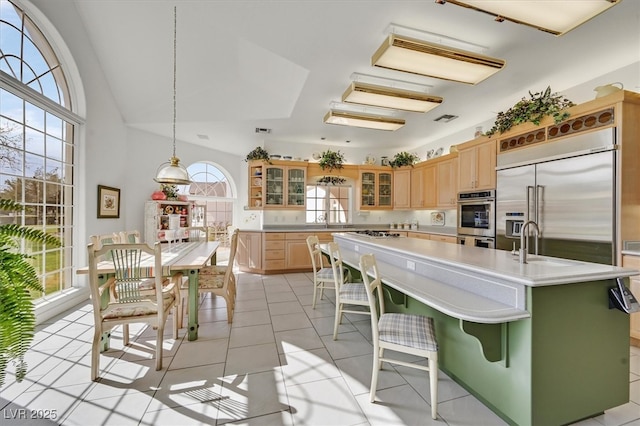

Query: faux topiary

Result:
[486,86,574,136]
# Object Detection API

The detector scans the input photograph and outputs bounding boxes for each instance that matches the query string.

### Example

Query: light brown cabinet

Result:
[238,231,334,274]
[263,233,285,270]
[359,168,393,210]
[237,231,262,271]
[458,139,497,191]
[248,160,306,209]
[407,231,456,243]
[393,168,411,209]
[437,157,458,208]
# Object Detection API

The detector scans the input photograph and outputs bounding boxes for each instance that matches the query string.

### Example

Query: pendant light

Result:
[154,6,191,185]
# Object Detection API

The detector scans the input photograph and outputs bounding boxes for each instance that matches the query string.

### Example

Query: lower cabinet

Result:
[237,232,262,271]
[407,231,457,243]
[238,231,333,274]
[623,255,640,343]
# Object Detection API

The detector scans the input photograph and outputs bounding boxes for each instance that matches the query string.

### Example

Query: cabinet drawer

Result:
[317,232,334,242]
[623,255,640,276]
[430,234,457,243]
[265,233,285,241]
[265,249,285,260]
[264,240,284,250]
[264,259,286,270]
[286,232,311,241]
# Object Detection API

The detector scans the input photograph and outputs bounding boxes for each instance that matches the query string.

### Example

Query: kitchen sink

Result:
[522,257,575,267]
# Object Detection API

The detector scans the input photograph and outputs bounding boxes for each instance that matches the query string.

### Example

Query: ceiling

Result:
[71,0,640,157]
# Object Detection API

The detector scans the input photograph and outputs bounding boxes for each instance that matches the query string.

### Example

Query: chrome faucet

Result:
[519,220,540,264]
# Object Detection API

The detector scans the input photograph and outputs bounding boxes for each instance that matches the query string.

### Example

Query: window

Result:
[179,162,234,235]
[306,185,351,225]
[0,0,77,298]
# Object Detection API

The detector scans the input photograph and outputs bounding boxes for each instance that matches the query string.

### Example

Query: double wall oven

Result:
[457,189,495,248]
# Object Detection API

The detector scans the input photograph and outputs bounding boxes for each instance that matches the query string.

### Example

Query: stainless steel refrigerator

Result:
[496,128,617,265]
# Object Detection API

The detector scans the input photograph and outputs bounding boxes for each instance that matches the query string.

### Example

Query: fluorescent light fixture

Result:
[342,80,443,112]
[324,110,405,131]
[438,0,620,36]
[371,29,505,84]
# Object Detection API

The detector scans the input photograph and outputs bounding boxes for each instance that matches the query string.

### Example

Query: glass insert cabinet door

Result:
[378,172,392,207]
[265,167,284,206]
[287,168,305,206]
[361,172,376,207]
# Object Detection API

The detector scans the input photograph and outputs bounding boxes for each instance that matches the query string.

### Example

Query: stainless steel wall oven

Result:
[457,189,495,247]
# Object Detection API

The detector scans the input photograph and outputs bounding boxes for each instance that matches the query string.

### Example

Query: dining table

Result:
[78,240,219,341]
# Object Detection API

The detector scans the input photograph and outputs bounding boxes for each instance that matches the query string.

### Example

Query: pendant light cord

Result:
[172,6,177,158]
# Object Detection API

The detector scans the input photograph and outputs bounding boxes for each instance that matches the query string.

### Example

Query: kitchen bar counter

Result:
[260,225,457,236]
[332,232,638,426]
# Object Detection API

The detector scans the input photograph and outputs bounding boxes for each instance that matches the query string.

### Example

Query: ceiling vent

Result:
[255,127,272,134]
[434,114,459,123]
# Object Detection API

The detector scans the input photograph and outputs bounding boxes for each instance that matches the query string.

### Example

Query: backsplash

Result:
[262,209,456,228]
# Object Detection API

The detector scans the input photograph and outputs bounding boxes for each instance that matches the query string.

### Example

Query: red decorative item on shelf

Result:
[178,194,188,201]
[151,190,167,200]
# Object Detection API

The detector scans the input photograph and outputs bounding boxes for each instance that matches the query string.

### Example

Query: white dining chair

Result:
[327,242,369,340]
[87,241,185,380]
[307,235,350,309]
[359,253,439,420]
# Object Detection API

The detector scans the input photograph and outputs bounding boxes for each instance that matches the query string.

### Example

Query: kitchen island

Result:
[332,232,639,426]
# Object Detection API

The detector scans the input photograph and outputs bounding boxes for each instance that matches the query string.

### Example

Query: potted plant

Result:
[161,184,179,200]
[317,176,346,185]
[486,86,575,136]
[389,151,419,168]
[0,199,62,386]
[245,146,270,163]
[318,149,345,172]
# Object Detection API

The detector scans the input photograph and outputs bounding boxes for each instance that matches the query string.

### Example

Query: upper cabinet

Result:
[393,168,411,209]
[458,138,497,191]
[359,168,393,210]
[248,160,306,209]
[437,156,458,208]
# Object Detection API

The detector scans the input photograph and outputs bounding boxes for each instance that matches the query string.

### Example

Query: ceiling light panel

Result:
[371,34,506,84]
[342,81,443,112]
[323,110,405,131]
[442,0,620,36]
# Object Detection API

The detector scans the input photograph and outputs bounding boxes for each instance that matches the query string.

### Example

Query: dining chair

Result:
[327,242,369,340]
[181,226,210,242]
[307,235,350,309]
[89,233,121,261]
[178,229,239,325]
[118,230,141,243]
[359,253,439,420]
[87,241,185,381]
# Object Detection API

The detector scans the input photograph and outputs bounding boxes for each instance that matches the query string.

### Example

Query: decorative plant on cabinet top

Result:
[318,149,345,172]
[486,86,575,136]
[245,146,270,162]
[0,199,62,387]
[390,151,419,168]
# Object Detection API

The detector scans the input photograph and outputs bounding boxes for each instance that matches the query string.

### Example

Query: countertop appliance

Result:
[349,230,402,239]
[496,127,617,265]
[457,189,495,248]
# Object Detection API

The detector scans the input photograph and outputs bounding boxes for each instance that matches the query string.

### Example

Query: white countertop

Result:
[335,232,638,287]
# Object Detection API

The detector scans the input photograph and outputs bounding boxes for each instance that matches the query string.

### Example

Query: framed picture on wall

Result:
[97,185,120,218]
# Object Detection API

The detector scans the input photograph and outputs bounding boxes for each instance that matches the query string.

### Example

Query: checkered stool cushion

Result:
[378,313,438,352]
[339,282,368,302]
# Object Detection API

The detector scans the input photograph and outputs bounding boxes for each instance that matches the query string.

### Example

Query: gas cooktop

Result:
[350,230,401,239]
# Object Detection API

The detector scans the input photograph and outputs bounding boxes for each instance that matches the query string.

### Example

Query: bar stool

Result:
[359,253,439,420]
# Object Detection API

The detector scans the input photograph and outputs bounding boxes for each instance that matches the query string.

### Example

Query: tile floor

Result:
[3,269,640,425]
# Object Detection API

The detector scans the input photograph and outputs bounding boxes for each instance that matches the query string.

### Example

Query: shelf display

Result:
[359,169,393,210]
[248,160,306,209]
[144,200,206,243]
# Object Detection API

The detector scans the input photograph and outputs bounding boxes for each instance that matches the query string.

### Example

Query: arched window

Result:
[179,162,235,240]
[0,0,78,299]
